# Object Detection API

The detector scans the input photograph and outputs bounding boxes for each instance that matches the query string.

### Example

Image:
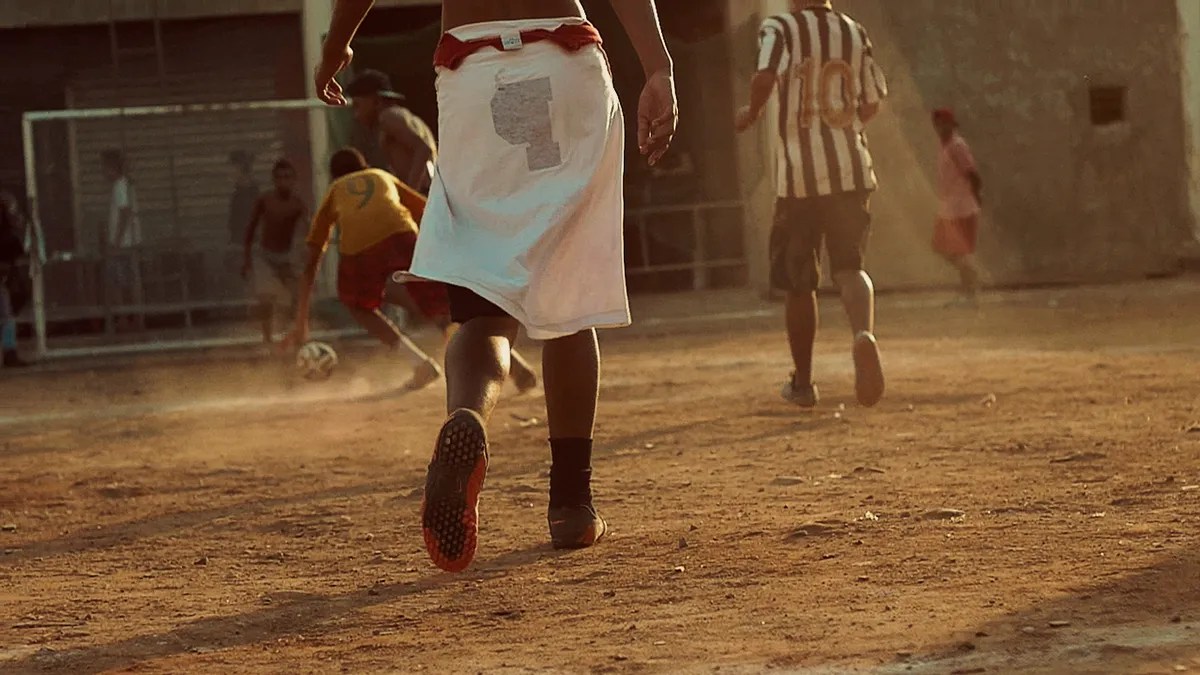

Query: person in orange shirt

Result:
[290,147,537,391]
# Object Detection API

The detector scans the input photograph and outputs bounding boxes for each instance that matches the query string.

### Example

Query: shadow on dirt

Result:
[871,549,1200,674]
[11,544,565,674]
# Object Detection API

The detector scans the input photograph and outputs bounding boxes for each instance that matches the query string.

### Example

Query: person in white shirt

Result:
[101,149,143,331]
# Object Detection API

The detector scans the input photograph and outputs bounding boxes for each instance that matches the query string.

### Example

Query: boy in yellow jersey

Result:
[290,148,538,391]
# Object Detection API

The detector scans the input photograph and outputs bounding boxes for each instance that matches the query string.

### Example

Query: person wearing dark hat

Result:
[931,108,983,307]
[344,69,438,195]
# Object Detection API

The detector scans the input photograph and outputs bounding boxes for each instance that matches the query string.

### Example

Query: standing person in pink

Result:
[931,108,984,306]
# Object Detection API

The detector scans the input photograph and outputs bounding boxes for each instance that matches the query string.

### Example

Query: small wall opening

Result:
[1089,86,1127,126]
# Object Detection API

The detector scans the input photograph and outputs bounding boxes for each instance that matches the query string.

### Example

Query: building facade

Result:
[733,0,1200,290]
[8,0,1194,311]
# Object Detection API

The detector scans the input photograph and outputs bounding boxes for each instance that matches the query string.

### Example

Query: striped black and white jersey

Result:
[757,7,888,199]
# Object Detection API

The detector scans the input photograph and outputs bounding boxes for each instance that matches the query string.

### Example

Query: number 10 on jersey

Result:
[793,57,856,130]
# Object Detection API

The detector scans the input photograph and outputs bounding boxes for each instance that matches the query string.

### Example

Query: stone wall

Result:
[734,0,1192,289]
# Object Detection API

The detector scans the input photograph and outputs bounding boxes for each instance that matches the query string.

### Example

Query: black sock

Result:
[549,437,593,508]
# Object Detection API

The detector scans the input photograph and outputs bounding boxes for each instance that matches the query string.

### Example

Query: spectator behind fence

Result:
[101,149,144,332]
[0,192,30,367]
[241,158,307,347]
[344,70,437,196]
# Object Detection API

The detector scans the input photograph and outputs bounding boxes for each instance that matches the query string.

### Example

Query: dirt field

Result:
[2,279,1199,675]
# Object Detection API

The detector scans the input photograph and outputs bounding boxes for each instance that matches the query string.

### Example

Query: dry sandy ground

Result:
[1,279,1199,675]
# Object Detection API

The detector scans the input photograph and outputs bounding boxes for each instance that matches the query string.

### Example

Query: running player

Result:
[242,159,307,347]
[288,148,538,392]
[931,108,983,306]
[315,0,677,572]
[735,0,887,409]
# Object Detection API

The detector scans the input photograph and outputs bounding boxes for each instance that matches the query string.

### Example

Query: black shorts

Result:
[770,191,872,293]
[447,284,511,324]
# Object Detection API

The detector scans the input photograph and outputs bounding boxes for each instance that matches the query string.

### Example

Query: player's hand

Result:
[735,105,759,133]
[637,68,678,167]
[314,46,354,106]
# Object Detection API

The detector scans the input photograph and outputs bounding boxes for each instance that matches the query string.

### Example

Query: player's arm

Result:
[241,197,264,279]
[611,0,677,165]
[293,196,336,343]
[737,20,785,133]
[380,111,432,189]
[968,171,983,207]
[737,73,777,133]
[857,27,888,124]
[392,176,427,224]
[953,141,984,206]
[314,0,375,105]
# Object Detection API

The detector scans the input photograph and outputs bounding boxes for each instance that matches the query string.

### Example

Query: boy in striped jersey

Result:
[736,0,887,408]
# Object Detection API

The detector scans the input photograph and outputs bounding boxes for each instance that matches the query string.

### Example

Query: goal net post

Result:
[21,98,356,359]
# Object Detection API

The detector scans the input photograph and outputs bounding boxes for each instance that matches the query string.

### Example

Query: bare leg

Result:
[258,300,274,344]
[383,282,424,322]
[834,269,884,407]
[347,305,406,347]
[421,314,517,572]
[542,329,599,439]
[509,347,540,392]
[346,305,440,390]
[542,328,606,549]
[785,290,818,386]
[432,310,537,393]
[833,269,874,335]
[444,316,520,419]
[955,254,981,300]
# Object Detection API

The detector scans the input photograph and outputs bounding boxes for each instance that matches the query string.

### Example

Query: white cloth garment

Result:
[410,17,628,340]
[108,176,143,248]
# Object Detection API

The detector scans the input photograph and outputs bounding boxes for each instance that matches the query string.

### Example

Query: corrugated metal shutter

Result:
[67,17,296,253]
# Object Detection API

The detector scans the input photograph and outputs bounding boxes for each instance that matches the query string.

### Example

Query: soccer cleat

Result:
[852,331,885,407]
[548,503,608,550]
[781,375,819,408]
[405,359,443,391]
[421,409,489,572]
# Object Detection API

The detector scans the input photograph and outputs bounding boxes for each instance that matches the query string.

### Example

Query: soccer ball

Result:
[296,341,338,380]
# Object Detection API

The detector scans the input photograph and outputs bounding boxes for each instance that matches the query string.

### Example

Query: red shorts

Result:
[337,232,449,319]
[932,215,979,258]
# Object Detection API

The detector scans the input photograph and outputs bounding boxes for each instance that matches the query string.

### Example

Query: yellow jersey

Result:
[307,168,425,255]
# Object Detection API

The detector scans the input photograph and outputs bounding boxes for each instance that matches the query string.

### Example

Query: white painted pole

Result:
[302,0,338,298]
[24,98,329,121]
[20,116,48,359]
[1180,0,1200,243]
[302,0,333,201]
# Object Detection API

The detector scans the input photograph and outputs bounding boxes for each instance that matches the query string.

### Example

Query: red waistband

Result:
[433,22,602,71]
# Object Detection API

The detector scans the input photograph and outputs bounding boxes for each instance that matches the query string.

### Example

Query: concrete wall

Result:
[735,0,1193,290]
[0,0,433,28]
